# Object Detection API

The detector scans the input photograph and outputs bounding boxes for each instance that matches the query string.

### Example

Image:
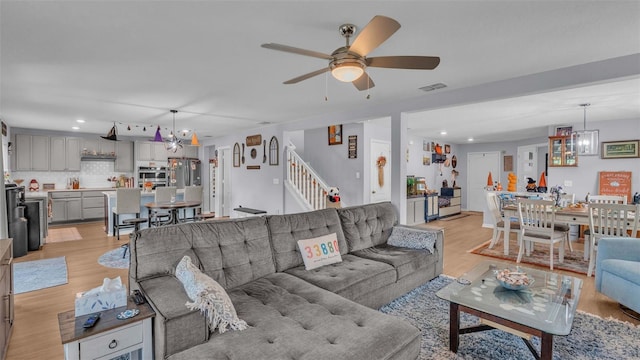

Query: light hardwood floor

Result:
[6,213,639,359]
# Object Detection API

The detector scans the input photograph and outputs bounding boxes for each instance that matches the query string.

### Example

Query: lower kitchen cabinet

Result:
[0,239,14,360]
[82,191,105,220]
[50,192,82,223]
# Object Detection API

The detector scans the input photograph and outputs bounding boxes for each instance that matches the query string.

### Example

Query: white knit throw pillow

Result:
[175,256,248,334]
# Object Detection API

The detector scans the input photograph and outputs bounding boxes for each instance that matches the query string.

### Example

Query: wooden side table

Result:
[58,300,155,360]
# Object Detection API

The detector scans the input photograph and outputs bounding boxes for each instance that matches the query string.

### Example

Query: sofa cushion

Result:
[139,276,210,358]
[386,226,437,253]
[352,244,438,280]
[297,233,343,270]
[600,259,640,287]
[192,217,274,289]
[175,256,248,333]
[338,202,397,252]
[132,218,275,289]
[267,209,348,272]
[284,254,396,302]
[167,272,420,360]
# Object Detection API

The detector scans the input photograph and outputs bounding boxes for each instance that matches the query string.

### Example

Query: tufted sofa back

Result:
[267,208,348,272]
[337,202,398,252]
[131,217,275,289]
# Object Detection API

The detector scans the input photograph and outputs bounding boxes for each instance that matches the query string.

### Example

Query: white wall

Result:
[547,118,640,200]
[304,123,364,206]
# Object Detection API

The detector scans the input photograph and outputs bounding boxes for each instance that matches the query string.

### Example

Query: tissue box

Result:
[75,287,127,317]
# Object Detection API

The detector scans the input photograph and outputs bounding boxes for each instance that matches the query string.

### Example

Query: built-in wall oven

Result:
[138,166,168,189]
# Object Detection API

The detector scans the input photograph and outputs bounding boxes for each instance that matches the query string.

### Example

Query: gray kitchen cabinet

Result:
[50,137,81,171]
[183,145,198,158]
[81,138,116,156]
[82,191,105,219]
[136,141,169,162]
[50,192,82,223]
[14,134,50,171]
[115,141,134,172]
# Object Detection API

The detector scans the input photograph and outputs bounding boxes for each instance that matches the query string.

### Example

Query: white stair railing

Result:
[286,144,333,211]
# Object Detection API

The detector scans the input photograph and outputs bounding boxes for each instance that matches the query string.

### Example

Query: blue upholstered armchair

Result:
[595,237,640,314]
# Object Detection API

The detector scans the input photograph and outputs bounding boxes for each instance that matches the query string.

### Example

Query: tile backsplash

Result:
[11,161,132,189]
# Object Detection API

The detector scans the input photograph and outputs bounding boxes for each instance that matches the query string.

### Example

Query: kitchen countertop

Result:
[24,187,127,198]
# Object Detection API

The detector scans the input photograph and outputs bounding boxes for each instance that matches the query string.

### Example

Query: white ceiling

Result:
[1,1,639,143]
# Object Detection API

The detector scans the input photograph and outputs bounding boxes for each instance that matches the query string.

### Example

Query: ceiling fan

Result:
[261,15,440,91]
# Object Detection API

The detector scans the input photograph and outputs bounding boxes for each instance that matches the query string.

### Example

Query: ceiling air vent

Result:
[419,83,447,92]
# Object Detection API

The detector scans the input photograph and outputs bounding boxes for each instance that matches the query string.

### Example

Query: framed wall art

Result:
[444,144,451,154]
[555,126,573,136]
[328,125,342,145]
[348,135,357,159]
[601,140,639,159]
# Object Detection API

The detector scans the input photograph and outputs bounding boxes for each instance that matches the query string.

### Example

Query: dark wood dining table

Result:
[144,201,202,226]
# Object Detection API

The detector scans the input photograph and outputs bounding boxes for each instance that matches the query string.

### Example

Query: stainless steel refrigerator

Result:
[168,158,202,189]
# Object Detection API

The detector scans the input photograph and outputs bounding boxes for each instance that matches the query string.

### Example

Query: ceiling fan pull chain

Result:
[366,70,371,100]
[325,72,329,101]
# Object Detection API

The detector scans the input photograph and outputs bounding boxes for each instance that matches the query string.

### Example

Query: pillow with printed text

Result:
[297,233,342,270]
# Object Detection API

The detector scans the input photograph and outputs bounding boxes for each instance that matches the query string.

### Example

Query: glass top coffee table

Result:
[436,260,582,360]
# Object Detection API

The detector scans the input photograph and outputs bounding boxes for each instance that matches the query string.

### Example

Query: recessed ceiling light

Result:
[468,137,474,142]
[440,131,447,135]
[76,119,85,123]
[72,126,80,130]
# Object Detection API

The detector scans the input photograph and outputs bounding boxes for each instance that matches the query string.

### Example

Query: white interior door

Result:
[218,147,232,217]
[370,139,391,203]
[467,152,500,211]
[517,145,538,192]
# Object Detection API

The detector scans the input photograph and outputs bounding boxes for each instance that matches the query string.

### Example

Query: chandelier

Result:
[571,103,599,156]
[165,110,183,152]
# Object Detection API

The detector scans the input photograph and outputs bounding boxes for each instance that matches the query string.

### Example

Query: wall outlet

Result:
[356,172,360,179]
[564,180,573,187]
[273,178,280,185]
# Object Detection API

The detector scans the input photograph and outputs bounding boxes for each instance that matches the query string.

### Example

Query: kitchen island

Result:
[102,189,185,237]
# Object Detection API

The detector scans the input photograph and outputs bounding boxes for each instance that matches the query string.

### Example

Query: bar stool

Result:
[112,188,142,240]
[121,217,146,258]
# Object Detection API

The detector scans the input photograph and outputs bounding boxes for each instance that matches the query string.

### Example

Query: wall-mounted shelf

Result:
[432,153,446,163]
[80,155,116,161]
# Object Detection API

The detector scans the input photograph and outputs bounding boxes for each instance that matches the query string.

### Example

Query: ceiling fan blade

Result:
[261,43,333,60]
[283,68,330,84]
[352,72,375,91]
[349,16,401,56]
[367,56,441,70]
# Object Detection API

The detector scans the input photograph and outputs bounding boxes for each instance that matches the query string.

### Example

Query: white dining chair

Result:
[182,185,203,221]
[517,198,568,270]
[587,203,639,277]
[150,186,177,226]
[589,195,627,204]
[486,192,520,254]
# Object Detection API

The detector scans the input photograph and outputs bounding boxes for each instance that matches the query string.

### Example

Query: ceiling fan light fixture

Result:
[331,61,364,82]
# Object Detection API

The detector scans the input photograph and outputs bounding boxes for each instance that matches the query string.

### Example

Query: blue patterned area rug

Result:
[379,276,639,359]
[98,247,129,269]
[14,257,68,294]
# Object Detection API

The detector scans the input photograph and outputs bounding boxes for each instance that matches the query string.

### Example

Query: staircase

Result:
[286,145,337,211]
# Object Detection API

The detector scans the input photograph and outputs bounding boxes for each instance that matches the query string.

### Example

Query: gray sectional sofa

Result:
[129,202,444,359]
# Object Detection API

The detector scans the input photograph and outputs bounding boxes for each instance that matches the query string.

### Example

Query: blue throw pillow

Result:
[387,226,436,254]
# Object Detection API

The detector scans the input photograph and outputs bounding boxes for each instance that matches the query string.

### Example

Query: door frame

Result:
[217,146,231,217]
